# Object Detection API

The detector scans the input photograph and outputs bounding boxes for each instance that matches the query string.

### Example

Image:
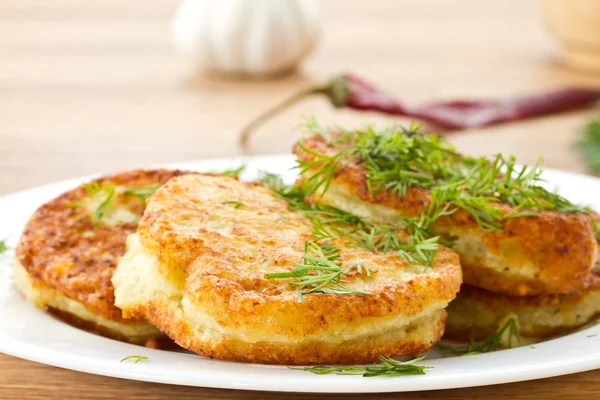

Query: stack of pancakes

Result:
[111,174,462,364]
[14,169,463,364]
[13,122,599,365]
[294,131,599,346]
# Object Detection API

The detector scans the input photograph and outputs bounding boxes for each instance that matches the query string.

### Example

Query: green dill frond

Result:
[261,171,446,298]
[264,241,370,303]
[65,201,81,210]
[81,181,118,225]
[295,142,355,196]
[297,119,587,256]
[222,200,244,209]
[93,186,115,224]
[293,356,432,377]
[299,115,333,138]
[575,116,600,174]
[219,165,247,177]
[259,171,306,205]
[83,181,103,195]
[120,355,149,363]
[123,184,162,201]
[437,317,520,356]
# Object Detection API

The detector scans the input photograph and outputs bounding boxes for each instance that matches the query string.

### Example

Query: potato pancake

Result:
[294,130,597,296]
[15,169,188,346]
[445,270,600,342]
[112,174,462,365]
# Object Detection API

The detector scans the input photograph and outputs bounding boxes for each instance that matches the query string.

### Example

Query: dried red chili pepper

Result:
[240,73,599,146]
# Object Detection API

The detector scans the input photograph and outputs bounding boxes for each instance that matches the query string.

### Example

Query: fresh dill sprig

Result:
[436,317,520,356]
[219,165,246,177]
[123,184,162,201]
[293,356,432,377]
[575,116,600,174]
[301,122,585,217]
[260,172,379,301]
[265,241,370,302]
[263,172,448,270]
[83,182,104,196]
[296,121,587,264]
[65,202,80,210]
[83,182,116,225]
[94,187,115,224]
[222,200,244,209]
[81,182,161,224]
[120,355,148,364]
[260,172,452,301]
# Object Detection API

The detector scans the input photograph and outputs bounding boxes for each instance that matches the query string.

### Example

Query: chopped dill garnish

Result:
[261,171,450,270]
[437,318,520,356]
[222,200,244,209]
[83,182,116,225]
[94,187,115,224]
[123,184,162,201]
[219,165,246,177]
[264,241,370,302]
[83,182,104,196]
[293,356,432,377]
[260,172,381,301]
[259,172,450,301]
[65,202,80,210]
[81,182,161,224]
[120,355,148,363]
[296,120,588,268]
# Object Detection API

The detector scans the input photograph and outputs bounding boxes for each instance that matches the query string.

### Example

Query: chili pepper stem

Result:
[240,84,330,148]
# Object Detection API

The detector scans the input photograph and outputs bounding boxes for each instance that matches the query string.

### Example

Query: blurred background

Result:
[2,0,600,195]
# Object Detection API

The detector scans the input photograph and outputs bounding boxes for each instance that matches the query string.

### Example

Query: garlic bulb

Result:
[171,0,321,77]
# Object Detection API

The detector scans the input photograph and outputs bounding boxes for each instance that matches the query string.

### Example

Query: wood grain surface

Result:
[2,0,600,398]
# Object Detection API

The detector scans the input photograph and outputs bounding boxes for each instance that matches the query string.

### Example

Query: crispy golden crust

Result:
[295,134,597,296]
[445,270,600,341]
[144,300,447,365]
[113,174,462,365]
[47,306,174,349]
[15,169,188,338]
[13,260,165,346]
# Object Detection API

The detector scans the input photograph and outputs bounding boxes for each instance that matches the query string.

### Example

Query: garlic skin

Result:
[171,0,321,77]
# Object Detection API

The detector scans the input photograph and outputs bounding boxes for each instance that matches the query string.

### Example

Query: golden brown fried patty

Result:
[445,270,600,342]
[295,134,597,296]
[112,174,462,365]
[15,169,188,345]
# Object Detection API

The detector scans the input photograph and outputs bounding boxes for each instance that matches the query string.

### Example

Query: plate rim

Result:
[1,154,600,393]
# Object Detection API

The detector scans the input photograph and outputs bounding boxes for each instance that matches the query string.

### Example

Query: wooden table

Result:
[2,0,600,398]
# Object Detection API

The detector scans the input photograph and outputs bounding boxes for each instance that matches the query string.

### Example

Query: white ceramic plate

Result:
[1,155,600,393]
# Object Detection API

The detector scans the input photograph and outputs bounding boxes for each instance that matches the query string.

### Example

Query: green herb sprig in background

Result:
[575,116,600,174]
